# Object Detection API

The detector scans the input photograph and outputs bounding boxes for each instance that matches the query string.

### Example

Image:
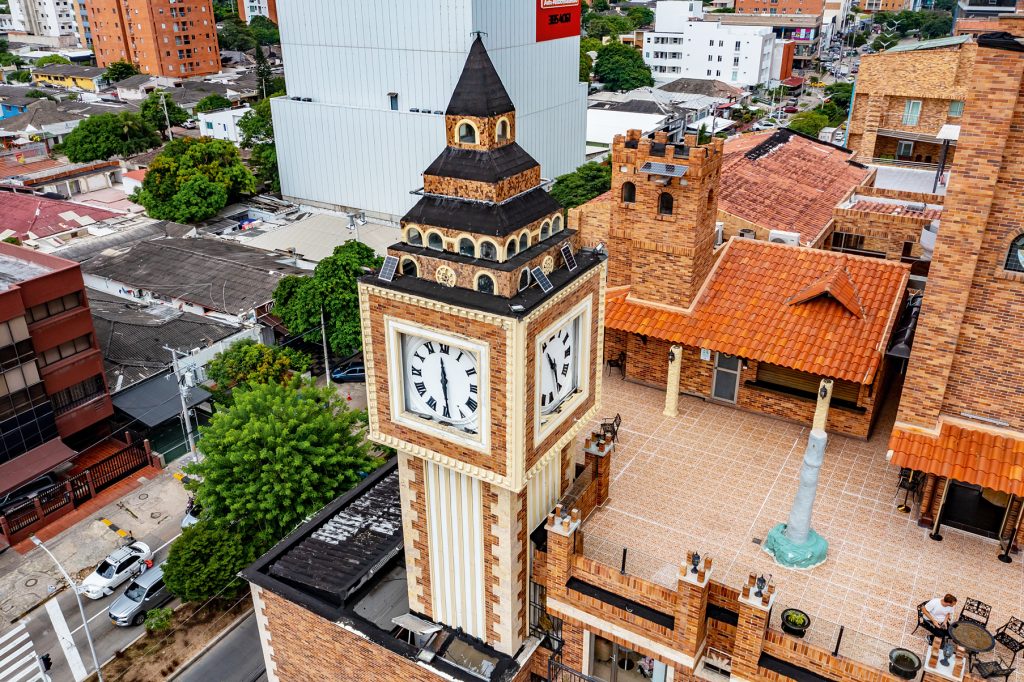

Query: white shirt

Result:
[925,598,955,625]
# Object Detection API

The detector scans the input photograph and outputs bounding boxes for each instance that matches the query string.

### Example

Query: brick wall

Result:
[444,112,517,151]
[424,165,540,203]
[830,207,932,261]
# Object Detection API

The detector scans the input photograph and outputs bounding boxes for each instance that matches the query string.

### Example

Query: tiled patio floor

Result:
[578,378,1024,672]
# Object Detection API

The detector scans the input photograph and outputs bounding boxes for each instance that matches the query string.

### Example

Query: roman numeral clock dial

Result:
[404,338,479,432]
[539,315,581,417]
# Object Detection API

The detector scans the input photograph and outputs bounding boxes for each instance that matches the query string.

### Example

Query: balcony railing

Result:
[579,534,681,589]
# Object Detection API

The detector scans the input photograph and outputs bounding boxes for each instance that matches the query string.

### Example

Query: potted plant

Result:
[888,648,922,680]
[781,608,811,638]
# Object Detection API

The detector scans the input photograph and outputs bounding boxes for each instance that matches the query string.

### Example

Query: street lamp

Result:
[30,536,104,682]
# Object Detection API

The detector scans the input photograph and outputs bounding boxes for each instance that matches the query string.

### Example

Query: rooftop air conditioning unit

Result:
[738,228,757,239]
[768,230,801,246]
[715,222,724,247]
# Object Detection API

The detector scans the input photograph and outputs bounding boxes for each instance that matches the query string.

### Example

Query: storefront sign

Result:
[537,0,581,43]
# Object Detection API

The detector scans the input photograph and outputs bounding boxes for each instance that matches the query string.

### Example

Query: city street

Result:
[174,613,265,682]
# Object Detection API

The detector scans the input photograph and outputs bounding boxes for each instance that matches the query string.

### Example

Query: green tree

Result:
[238,97,279,191]
[186,379,382,549]
[933,0,954,11]
[162,521,254,601]
[920,13,952,38]
[787,111,830,137]
[548,161,611,210]
[218,18,257,51]
[212,0,236,21]
[593,41,653,91]
[62,112,161,162]
[253,44,274,98]
[272,241,382,356]
[206,339,310,403]
[824,81,854,112]
[131,138,257,222]
[0,52,24,67]
[872,33,899,51]
[592,0,610,10]
[26,89,49,99]
[851,31,868,47]
[814,100,846,126]
[249,15,279,45]
[144,607,173,633]
[34,54,70,67]
[626,6,655,26]
[585,14,633,39]
[6,69,30,83]
[580,51,593,82]
[139,90,189,137]
[194,93,232,114]
[104,60,139,83]
[580,37,603,54]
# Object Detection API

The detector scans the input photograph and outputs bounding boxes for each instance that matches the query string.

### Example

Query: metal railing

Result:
[772,599,898,672]
[529,582,564,652]
[580,534,681,589]
[548,652,604,682]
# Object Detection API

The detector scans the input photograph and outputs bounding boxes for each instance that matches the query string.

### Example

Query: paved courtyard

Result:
[578,378,1024,672]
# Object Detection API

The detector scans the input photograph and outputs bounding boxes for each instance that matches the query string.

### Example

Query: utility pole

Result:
[320,306,331,381]
[166,347,197,458]
[160,91,173,140]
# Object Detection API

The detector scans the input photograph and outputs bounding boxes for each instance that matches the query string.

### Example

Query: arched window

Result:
[506,240,518,259]
[552,215,563,233]
[407,228,423,246]
[519,268,530,291]
[480,241,497,260]
[519,233,529,251]
[540,221,551,240]
[427,232,444,251]
[707,188,715,207]
[459,237,475,257]
[401,258,418,277]
[1006,234,1024,273]
[458,122,477,144]
[658,192,674,216]
[621,181,636,203]
[476,273,495,294]
[497,119,509,143]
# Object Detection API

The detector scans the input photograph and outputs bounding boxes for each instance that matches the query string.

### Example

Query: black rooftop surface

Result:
[423,143,538,184]
[446,36,515,118]
[389,230,577,273]
[361,248,605,318]
[404,187,560,237]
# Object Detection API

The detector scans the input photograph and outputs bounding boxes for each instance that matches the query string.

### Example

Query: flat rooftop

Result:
[0,251,52,290]
[578,379,1024,673]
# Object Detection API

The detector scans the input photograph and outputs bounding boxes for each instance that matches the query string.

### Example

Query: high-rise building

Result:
[86,0,220,77]
[272,0,587,222]
[8,0,80,47]
[236,0,276,25]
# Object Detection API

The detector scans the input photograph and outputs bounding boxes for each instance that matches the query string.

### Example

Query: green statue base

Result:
[763,523,828,570]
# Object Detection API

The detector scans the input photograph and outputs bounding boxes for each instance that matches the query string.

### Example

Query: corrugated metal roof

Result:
[886,35,970,53]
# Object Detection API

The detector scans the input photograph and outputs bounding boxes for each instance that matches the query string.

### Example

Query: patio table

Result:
[949,620,996,666]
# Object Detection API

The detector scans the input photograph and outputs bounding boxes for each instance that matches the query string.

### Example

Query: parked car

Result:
[783,106,799,114]
[108,563,172,626]
[330,362,366,383]
[181,119,198,129]
[0,474,59,514]
[80,542,152,599]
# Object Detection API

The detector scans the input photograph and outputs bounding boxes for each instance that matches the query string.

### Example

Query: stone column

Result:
[732,577,776,682]
[664,345,683,418]
[544,509,580,602]
[673,554,713,661]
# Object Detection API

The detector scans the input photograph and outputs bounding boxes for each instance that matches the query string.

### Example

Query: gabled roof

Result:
[445,36,514,118]
[786,267,864,319]
[33,63,106,78]
[718,129,870,245]
[886,34,970,53]
[658,77,745,99]
[604,239,909,383]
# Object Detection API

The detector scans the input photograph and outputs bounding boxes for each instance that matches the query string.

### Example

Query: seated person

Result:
[923,594,957,642]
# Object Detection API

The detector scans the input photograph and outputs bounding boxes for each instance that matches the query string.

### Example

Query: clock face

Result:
[539,316,580,415]
[404,337,480,430]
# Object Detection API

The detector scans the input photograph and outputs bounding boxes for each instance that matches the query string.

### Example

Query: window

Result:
[540,221,551,240]
[658,192,674,215]
[459,237,475,257]
[40,335,92,367]
[707,69,712,76]
[458,122,477,144]
[50,375,104,414]
[948,100,964,118]
[401,258,418,277]
[27,293,81,323]
[506,240,518,259]
[519,233,529,251]
[519,269,530,291]
[708,55,713,62]
[831,231,885,258]
[497,119,509,143]
[205,121,213,129]
[717,55,722,62]
[896,140,914,158]
[709,39,714,46]
[480,241,497,260]
[552,215,563,233]
[731,70,738,81]
[389,93,398,111]
[407,228,423,246]
[427,232,444,251]
[476,274,495,294]
[621,181,636,203]
[0,363,41,397]
[902,99,922,126]
[1006,234,1024,273]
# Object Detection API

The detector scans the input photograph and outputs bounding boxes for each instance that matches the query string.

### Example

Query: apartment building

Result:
[845,35,973,165]
[236,0,276,24]
[8,0,80,47]
[87,0,219,77]
[706,12,822,68]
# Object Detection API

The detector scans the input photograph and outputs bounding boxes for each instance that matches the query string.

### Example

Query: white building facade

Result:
[643,0,776,87]
[272,0,587,222]
[199,105,251,144]
[8,0,79,44]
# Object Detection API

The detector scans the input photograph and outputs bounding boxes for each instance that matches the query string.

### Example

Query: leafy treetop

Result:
[787,110,830,137]
[139,90,189,136]
[34,54,70,67]
[162,521,253,601]
[249,16,280,45]
[194,93,233,114]
[549,161,612,210]
[205,339,310,404]
[62,112,161,163]
[593,41,654,91]
[238,97,280,191]
[104,60,139,83]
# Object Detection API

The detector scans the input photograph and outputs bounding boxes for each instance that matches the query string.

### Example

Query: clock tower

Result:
[358,37,607,656]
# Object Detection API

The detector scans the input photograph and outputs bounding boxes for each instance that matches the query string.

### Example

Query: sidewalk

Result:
[0,457,191,628]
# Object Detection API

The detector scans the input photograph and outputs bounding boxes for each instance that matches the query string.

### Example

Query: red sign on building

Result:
[536,0,581,42]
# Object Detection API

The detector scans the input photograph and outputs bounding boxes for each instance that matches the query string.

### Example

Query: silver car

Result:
[108,564,172,627]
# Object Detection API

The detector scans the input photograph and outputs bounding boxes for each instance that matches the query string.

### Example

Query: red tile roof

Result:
[890,422,1024,496]
[123,169,147,182]
[0,155,63,179]
[719,130,871,245]
[0,192,121,239]
[847,200,942,221]
[605,238,910,383]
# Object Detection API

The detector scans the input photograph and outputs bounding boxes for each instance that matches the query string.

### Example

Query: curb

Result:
[167,606,255,681]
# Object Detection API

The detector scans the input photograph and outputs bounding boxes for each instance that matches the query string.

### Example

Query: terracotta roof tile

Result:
[786,267,864,319]
[718,130,870,245]
[605,239,910,383]
[890,422,1024,496]
[847,200,942,221]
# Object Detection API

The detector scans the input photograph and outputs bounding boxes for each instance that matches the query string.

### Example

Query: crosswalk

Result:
[0,623,46,682]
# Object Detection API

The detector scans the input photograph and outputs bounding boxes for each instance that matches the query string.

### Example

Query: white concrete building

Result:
[8,0,80,46]
[643,0,777,87]
[272,0,587,222]
[199,105,251,144]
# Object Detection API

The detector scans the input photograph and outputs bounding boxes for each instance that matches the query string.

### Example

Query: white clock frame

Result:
[533,297,593,446]
[384,317,491,452]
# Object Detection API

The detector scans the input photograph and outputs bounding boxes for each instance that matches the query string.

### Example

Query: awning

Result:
[0,438,75,498]
[112,370,211,428]
[686,116,736,134]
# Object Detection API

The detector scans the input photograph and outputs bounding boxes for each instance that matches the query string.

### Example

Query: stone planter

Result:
[780,608,810,638]
[889,648,922,680]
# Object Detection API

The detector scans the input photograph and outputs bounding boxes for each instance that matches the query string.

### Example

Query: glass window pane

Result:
[0,322,11,347]
[713,373,737,401]
[22,363,39,386]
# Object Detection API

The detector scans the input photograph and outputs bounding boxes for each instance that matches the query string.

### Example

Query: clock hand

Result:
[546,353,562,393]
[439,357,450,411]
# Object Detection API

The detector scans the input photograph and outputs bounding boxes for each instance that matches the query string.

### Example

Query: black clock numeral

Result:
[469,384,478,394]
[426,396,437,410]
[411,366,422,377]
[439,344,450,355]
[541,393,547,406]
[414,381,426,396]
[564,346,571,358]
[424,342,435,354]
[466,367,476,376]
[456,350,464,361]
[466,397,478,412]
[459,407,466,419]
[561,330,569,343]
[414,352,424,361]
[442,404,451,419]
[541,342,547,352]
[547,391,555,403]
[561,363,569,377]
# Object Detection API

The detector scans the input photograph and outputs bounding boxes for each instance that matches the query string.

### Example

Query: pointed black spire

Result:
[445,36,515,118]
